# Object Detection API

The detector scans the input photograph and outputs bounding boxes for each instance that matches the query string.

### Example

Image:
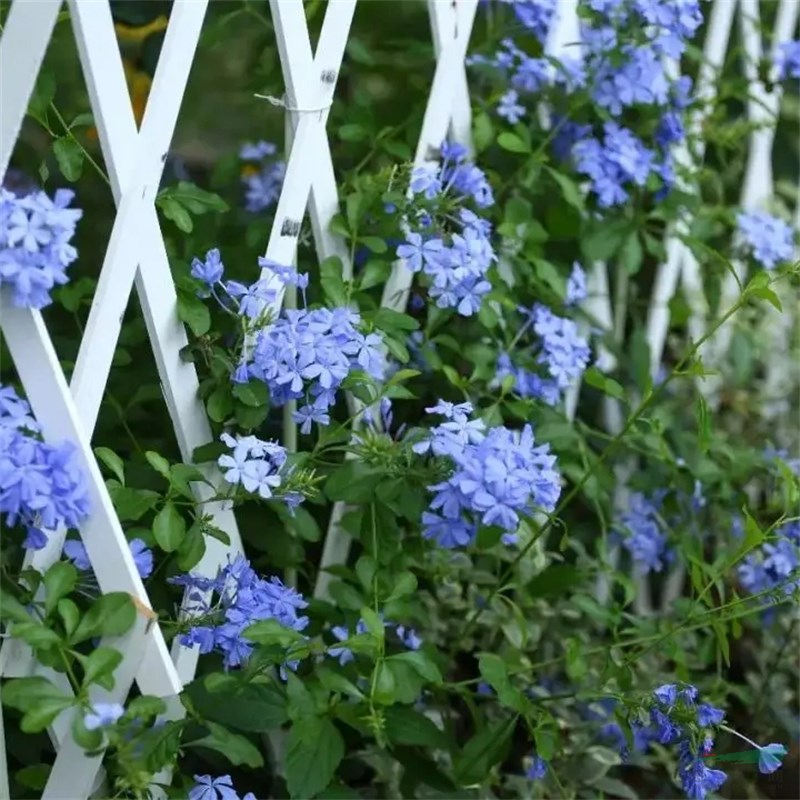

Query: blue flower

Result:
[189,774,241,800]
[696,703,725,727]
[172,555,309,671]
[63,539,91,570]
[0,187,82,308]
[678,740,727,800]
[737,211,794,270]
[566,262,587,306]
[525,754,548,781]
[758,743,788,774]
[497,89,525,123]
[410,164,442,198]
[84,702,124,730]
[618,493,672,574]
[775,40,800,80]
[0,384,91,539]
[190,248,224,292]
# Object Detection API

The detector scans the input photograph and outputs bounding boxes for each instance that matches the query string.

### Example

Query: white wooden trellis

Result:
[1,0,799,796]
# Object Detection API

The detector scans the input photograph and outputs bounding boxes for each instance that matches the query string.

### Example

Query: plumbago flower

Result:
[395,141,497,316]
[736,211,795,270]
[171,554,309,670]
[0,186,82,307]
[190,251,386,434]
[737,519,800,603]
[239,140,285,213]
[472,0,702,209]
[634,682,791,798]
[413,400,561,548]
[494,302,591,407]
[0,384,90,550]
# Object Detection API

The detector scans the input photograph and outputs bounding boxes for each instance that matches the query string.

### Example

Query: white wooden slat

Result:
[70,0,209,430]
[0,686,9,800]
[380,0,477,314]
[316,0,477,600]
[0,294,182,698]
[259,0,356,308]
[42,612,152,799]
[0,0,61,177]
[699,0,799,394]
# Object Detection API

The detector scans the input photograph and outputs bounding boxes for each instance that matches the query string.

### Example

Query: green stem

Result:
[462,291,749,639]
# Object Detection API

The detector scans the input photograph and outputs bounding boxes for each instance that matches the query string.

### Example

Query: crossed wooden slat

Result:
[314,0,478,600]
[0,0,245,791]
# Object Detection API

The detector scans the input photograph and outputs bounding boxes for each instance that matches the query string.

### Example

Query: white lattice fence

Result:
[0,0,798,796]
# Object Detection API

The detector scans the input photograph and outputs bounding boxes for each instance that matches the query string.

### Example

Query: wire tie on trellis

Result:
[253,93,332,120]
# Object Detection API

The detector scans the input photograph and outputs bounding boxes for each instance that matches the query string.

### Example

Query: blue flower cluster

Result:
[736,211,795,270]
[239,141,285,213]
[217,432,294,503]
[414,401,561,548]
[0,187,82,308]
[616,491,672,574]
[475,0,702,208]
[396,142,496,316]
[172,554,308,670]
[649,683,727,799]
[0,385,90,550]
[64,536,153,579]
[249,305,385,431]
[191,251,385,433]
[329,616,421,665]
[502,0,555,44]
[525,754,548,781]
[495,303,591,407]
[190,774,255,800]
[776,40,800,80]
[738,520,799,599]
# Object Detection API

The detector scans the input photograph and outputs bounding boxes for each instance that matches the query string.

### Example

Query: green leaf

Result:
[385,651,442,684]
[749,285,783,311]
[207,384,234,423]
[286,717,345,799]
[152,502,186,552]
[177,291,211,336]
[3,677,73,732]
[320,256,348,306]
[53,137,84,182]
[620,232,643,275]
[71,593,135,644]
[191,721,264,767]
[183,677,287,732]
[374,661,397,705]
[565,637,588,680]
[10,622,62,650]
[534,722,558,760]
[244,618,306,647]
[108,486,160,521]
[157,182,228,214]
[454,716,516,785]
[57,599,80,639]
[325,462,382,502]
[95,447,125,485]
[28,71,55,122]
[384,706,449,749]
[696,394,711,454]
[176,521,206,571]
[373,308,419,333]
[497,132,530,153]
[232,380,269,408]
[43,562,77,617]
[545,167,584,211]
[581,220,629,262]
[386,571,417,601]
[145,451,171,481]
[583,366,625,400]
[78,646,123,689]
[528,564,582,597]
[159,197,193,232]
[15,765,51,792]
[0,590,35,624]
[359,607,385,642]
